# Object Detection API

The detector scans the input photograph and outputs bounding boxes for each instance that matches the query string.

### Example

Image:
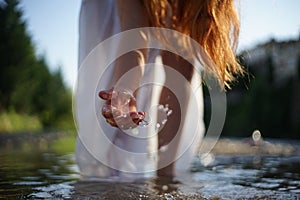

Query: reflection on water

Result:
[0,134,300,199]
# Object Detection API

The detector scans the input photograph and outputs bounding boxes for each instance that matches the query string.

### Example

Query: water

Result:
[0,133,300,199]
[99,88,173,132]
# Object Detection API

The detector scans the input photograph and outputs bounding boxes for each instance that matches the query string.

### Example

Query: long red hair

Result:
[142,0,243,88]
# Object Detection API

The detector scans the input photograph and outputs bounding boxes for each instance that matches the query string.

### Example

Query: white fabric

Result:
[76,0,205,180]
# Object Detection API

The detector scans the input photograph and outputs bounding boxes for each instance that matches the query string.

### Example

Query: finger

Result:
[130,111,145,120]
[106,118,118,127]
[129,97,137,112]
[130,111,146,125]
[102,104,113,118]
[98,88,114,100]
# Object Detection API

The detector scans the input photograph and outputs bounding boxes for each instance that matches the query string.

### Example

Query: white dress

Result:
[75,0,205,180]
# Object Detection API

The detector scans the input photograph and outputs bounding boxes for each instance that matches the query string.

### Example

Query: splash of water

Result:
[138,103,172,133]
[105,88,173,132]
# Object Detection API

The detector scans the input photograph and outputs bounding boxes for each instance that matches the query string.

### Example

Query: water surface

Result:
[0,133,299,199]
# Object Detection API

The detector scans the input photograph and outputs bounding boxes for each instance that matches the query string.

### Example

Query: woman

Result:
[76,0,243,179]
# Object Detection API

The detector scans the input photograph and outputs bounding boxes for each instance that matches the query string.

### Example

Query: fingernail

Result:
[100,91,111,100]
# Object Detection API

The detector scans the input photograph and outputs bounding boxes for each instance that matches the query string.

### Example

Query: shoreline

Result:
[0,132,299,156]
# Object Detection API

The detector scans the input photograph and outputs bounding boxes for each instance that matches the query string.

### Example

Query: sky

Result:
[18,0,300,88]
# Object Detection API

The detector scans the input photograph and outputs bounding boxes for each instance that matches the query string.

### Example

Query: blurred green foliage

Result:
[0,111,42,132]
[50,136,76,154]
[0,0,74,132]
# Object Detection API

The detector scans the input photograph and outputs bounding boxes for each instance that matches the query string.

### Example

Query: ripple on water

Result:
[0,138,300,199]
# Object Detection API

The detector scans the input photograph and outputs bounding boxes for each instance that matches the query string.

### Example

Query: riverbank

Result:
[207,137,300,156]
[0,131,76,155]
[1,132,300,157]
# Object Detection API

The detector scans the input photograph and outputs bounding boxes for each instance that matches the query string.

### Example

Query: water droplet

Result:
[200,153,215,167]
[161,119,167,125]
[167,110,173,116]
[162,185,168,191]
[159,145,168,152]
[139,120,149,127]
[252,130,261,142]
[137,104,172,129]
[137,114,143,119]
[158,105,164,110]
[156,123,161,130]
[163,104,169,112]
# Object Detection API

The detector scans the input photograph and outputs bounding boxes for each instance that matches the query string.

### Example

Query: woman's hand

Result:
[98,88,146,130]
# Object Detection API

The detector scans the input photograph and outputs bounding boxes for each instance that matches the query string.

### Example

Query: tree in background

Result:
[222,53,298,139]
[0,0,74,131]
[0,0,35,110]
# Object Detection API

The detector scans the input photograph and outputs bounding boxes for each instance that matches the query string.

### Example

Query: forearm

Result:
[112,0,149,93]
[111,49,146,94]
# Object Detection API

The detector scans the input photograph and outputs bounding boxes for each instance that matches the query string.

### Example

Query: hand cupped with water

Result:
[98,88,146,130]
